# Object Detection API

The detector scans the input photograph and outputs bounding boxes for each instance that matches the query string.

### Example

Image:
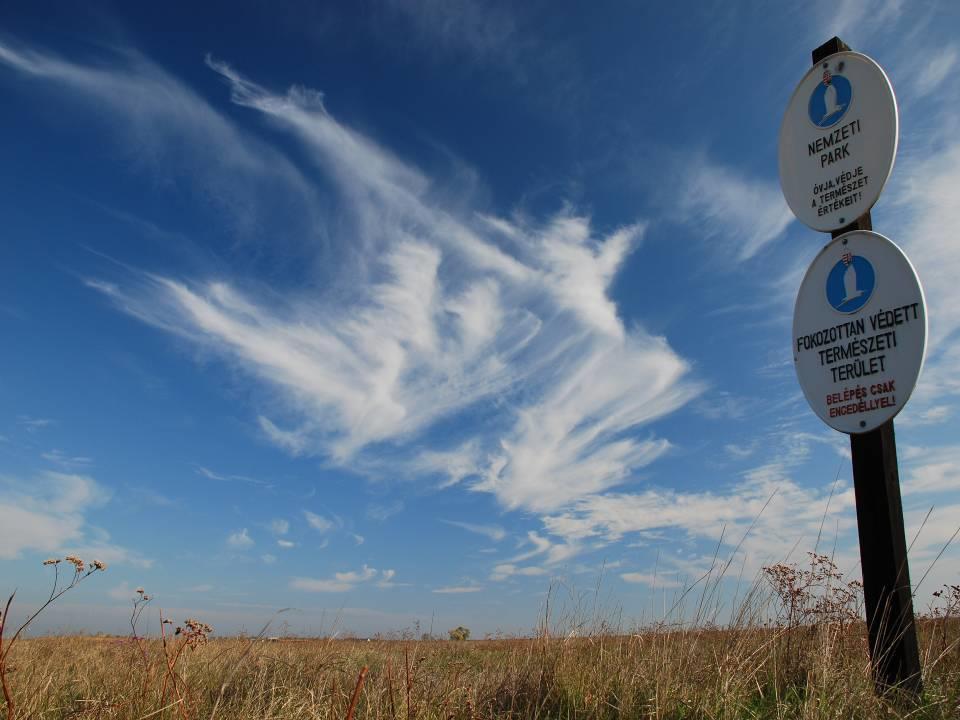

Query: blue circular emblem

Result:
[825,254,874,313]
[808,73,852,128]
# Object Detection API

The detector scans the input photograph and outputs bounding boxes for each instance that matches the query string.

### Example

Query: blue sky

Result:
[2,1,960,638]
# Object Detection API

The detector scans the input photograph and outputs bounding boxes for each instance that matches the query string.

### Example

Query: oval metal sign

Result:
[779,52,898,232]
[793,231,926,434]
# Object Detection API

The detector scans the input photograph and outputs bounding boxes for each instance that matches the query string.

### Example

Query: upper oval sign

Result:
[778,52,898,232]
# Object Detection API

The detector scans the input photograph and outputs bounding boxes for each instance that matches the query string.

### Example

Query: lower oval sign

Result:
[793,230,926,434]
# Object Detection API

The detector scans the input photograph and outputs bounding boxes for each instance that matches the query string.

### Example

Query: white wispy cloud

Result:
[269,518,290,536]
[620,572,683,588]
[4,41,703,575]
[490,563,548,581]
[63,55,698,520]
[473,335,696,512]
[411,442,484,489]
[60,537,153,569]
[694,392,749,421]
[525,422,916,586]
[0,472,144,565]
[903,503,960,598]
[226,528,254,549]
[816,0,905,41]
[542,467,857,572]
[127,486,175,507]
[108,582,138,601]
[367,500,404,521]
[41,449,94,469]
[724,443,756,460]
[304,511,335,533]
[897,405,952,428]
[680,156,793,261]
[507,531,580,565]
[277,539,296,548]
[894,141,960,352]
[118,255,533,462]
[195,465,271,488]
[290,565,393,592]
[377,569,398,588]
[433,585,484,594]
[380,0,521,68]
[258,417,311,457]
[0,38,315,233]
[913,45,957,98]
[443,520,506,542]
[883,124,960,425]
[17,416,54,431]
[901,445,960,496]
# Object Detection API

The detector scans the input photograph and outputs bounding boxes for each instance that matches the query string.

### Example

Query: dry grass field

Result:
[1,557,958,719]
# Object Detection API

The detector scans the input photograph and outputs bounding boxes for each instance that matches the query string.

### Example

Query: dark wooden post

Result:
[812,36,922,696]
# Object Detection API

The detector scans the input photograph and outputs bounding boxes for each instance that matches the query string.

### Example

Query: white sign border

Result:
[778,51,899,233]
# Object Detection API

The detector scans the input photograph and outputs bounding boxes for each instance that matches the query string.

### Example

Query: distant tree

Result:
[448,626,470,641]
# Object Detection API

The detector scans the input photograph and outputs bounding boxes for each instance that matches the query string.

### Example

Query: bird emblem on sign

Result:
[825,250,875,313]
[808,65,852,129]
[820,70,846,123]
[840,252,862,306]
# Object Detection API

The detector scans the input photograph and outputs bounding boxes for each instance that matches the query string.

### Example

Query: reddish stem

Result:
[345,666,368,720]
